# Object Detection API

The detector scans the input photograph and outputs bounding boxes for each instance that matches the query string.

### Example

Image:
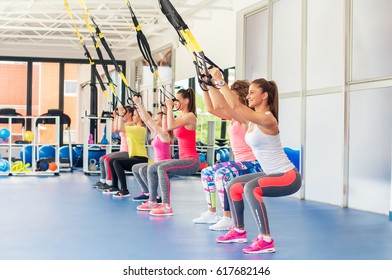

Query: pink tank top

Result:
[119,132,128,152]
[173,126,199,159]
[228,121,256,162]
[151,133,171,161]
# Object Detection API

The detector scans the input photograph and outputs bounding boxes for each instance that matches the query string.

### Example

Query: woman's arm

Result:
[202,87,231,120]
[133,96,171,142]
[165,99,196,130]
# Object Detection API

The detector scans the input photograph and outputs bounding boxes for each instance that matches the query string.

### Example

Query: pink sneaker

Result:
[149,204,173,216]
[136,201,158,211]
[216,227,247,243]
[242,237,276,254]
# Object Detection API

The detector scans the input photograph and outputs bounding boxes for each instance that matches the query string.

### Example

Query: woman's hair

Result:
[251,78,279,122]
[124,106,134,117]
[177,88,196,116]
[231,80,250,106]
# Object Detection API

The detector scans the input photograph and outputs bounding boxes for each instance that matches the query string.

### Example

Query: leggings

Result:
[148,158,200,204]
[226,168,301,235]
[132,162,149,194]
[99,152,129,180]
[200,160,262,211]
[112,156,148,191]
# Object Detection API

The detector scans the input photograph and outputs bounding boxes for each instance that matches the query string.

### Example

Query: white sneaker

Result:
[209,216,234,231]
[192,211,221,224]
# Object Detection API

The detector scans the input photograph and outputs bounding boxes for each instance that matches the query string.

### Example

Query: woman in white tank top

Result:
[208,67,302,255]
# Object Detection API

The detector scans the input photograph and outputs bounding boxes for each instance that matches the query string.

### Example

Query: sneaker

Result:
[156,196,162,204]
[112,189,130,198]
[97,183,111,190]
[92,181,105,188]
[209,216,234,231]
[132,193,149,202]
[136,201,159,211]
[103,187,120,195]
[150,204,173,216]
[216,227,247,243]
[193,211,220,224]
[242,237,276,254]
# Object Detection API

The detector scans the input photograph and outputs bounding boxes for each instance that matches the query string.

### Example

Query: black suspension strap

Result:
[77,0,140,108]
[158,0,224,90]
[125,0,178,113]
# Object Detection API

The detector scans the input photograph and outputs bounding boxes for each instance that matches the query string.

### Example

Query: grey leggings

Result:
[132,162,149,194]
[99,151,129,180]
[226,168,301,235]
[147,158,200,204]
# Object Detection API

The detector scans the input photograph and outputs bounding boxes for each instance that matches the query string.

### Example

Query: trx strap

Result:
[158,0,224,90]
[77,0,140,108]
[125,0,178,113]
[64,0,115,110]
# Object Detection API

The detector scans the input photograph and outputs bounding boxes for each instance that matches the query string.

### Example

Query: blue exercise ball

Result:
[283,147,300,171]
[223,148,230,162]
[0,128,10,139]
[198,153,206,163]
[39,145,56,159]
[59,146,78,164]
[0,159,10,172]
[20,145,35,165]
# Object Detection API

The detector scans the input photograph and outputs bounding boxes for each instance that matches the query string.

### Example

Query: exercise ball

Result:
[23,131,34,142]
[39,145,56,159]
[37,159,49,171]
[198,153,206,163]
[0,128,10,139]
[283,147,300,171]
[59,146,78,164]
[20,145,35,165]
[199,161,209,172]
[48,162,58,171]
[0,159,10,172]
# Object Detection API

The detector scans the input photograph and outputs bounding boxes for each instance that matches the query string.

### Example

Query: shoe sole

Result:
[137,207,157,211]
[150,212,173,216]
[193,220,219,224]
[216,238,248,243]
[132,198,148,202]
[103,191,119,195]
[112,195,130,198]
[243,248,276,254]
[209,227,231,231]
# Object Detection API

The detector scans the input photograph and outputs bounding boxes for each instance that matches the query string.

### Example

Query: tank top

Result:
[119,132,128,152]
[125,125,148,158]
[151,133,171,161]
[173,126,199,159]
[228,120,256,162]
[245,123,294,175]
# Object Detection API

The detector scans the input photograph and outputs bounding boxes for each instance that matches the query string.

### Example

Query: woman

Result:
[193,80,262,231]
[93,106,134,190]
[210,68,302,254]
[137,88,200,216]
[131,96,172,202]
[105,107,149,198]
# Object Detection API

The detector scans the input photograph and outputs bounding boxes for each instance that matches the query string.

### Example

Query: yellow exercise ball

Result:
[23,131,34,142]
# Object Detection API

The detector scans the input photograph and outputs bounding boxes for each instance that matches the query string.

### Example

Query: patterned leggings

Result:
[200,160,262,211]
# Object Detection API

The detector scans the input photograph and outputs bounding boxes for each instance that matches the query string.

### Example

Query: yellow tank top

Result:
[125,125,148,158]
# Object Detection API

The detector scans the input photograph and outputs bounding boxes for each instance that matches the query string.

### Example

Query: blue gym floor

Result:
[1,169,392,260]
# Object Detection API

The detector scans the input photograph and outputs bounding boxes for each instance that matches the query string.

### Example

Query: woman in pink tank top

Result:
[131,96,172,202]
[136,88,200,216]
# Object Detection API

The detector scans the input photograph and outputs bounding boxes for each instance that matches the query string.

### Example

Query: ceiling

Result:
[0,0,234,55]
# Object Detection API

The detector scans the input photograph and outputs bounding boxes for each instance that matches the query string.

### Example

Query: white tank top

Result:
[245,123,294,175]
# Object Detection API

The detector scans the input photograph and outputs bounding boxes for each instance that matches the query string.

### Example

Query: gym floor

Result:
[1,169,392,260]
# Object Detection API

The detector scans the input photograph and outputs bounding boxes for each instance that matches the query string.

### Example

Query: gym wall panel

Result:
[352,0,392,81]
[244,8,268,81]
[305,92,345,206]
[306,0,344,90]
[348,87,392,214]
[272,0,301,93]
[280,97,301,152]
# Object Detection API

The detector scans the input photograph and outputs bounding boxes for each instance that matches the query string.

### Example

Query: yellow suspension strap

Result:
[77,0,140,108]
[158,0,224,90]
[125,0,178,113]
[63,0,115,110]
